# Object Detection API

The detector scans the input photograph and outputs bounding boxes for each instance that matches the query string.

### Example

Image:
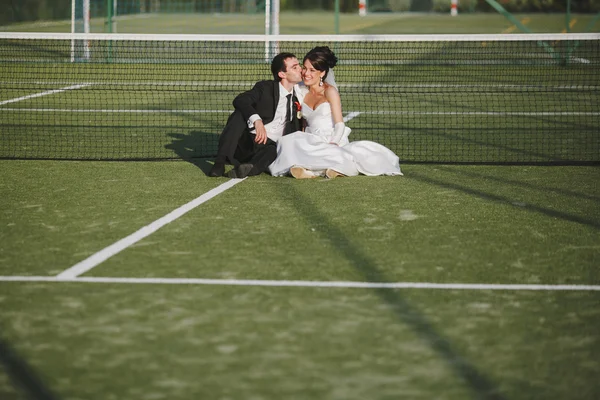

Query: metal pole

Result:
[271,0,279,35]
[83,0,90,60]
[71,0,75,62]
[107,0,114,62]
[107,0,113,33]
[71,0,76,33]
[335,0,340,34]
[265,0,270,35]
[84,0,90,33]
[265,0,270,62]
[566,0,571,33]
[113,0,118,33]
[271,0,280,56]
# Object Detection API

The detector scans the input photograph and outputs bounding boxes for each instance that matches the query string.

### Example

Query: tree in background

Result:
[410,0,433,11]
[1,0,71,25]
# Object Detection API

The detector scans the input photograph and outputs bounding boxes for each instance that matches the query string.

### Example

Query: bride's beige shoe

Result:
[325,168,345,179]
[291,166,317,179]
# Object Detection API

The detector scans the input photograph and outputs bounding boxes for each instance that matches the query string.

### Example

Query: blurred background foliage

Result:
[1,0,598,26]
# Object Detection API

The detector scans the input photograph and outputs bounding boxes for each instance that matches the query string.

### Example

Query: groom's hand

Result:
[254,120,267,144]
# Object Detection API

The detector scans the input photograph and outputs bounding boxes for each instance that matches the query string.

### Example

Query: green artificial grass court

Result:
[1,283,599,399]
[1,159,599,399]
[2,160,599,282]
[1,12,599,396]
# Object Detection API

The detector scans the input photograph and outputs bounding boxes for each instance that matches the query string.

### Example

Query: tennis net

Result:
[1,33,598,163]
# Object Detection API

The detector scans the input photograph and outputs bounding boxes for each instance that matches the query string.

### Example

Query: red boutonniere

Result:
[294,101,302,119]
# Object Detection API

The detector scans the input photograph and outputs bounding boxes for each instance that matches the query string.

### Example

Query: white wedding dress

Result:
[269,101,402,177]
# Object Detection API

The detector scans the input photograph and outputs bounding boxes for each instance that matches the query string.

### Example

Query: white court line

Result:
[0,84,91,106]
[56,178,245,279]
[0,276,598,291]
[344,112,361,123]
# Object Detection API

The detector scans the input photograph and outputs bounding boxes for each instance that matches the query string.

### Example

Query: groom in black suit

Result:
[208,52,304,178]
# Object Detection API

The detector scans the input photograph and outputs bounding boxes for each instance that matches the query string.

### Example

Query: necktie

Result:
[284,93,292,135]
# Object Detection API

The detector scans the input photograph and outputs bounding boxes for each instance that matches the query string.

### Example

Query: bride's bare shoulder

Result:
[324,85,340,100]
[324,86,341,107]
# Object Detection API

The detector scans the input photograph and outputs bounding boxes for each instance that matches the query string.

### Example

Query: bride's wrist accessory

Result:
[331,122,346,144]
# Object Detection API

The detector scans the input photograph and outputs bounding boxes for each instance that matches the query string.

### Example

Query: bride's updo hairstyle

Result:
[303,46,338,81]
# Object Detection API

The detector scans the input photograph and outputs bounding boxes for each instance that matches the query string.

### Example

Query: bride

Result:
[269,46,402,179]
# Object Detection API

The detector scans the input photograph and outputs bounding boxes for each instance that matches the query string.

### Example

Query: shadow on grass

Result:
[274,183,506,400]
[0,334,60,400]
[435,165,600,203]
[164,130,218,176]
[409,170,600,230]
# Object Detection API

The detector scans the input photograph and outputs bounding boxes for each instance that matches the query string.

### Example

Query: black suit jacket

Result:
[216,80,301,165]
[234,80,281,126]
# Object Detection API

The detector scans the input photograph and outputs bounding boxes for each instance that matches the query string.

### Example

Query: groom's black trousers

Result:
[215,110,277,175]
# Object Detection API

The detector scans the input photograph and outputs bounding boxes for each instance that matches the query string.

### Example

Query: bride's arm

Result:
[325,87,347,145]
[325,86,343,125]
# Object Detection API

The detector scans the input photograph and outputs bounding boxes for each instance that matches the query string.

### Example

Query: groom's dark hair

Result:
[271,52,296,81]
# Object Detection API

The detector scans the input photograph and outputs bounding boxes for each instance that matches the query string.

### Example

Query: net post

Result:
[335,0,340,34]
[113,0,118,33]
[271,0,279,36]
[71,0,76,62]
[271,0,280,57]
[106,0,114,62]
[83,0,90,60]
[72,0,92,62]
[264,0,270,62]
[106,0,113,33]
[265,0,279,63]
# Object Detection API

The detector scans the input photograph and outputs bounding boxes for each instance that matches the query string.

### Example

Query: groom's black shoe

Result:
[228,163,254,179]
[208,162,225,177]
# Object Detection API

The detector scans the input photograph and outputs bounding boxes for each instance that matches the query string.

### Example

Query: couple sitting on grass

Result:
[208,46,402,179]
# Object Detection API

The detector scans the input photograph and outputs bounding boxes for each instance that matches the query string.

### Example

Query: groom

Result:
[208,52,304,178]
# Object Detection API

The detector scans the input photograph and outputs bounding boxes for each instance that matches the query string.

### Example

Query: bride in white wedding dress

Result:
[269,46,402,179]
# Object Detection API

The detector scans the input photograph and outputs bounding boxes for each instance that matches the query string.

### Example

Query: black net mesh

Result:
[1,34,599,163]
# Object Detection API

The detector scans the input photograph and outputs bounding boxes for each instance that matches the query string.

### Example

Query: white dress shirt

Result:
[248,83,294,143]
